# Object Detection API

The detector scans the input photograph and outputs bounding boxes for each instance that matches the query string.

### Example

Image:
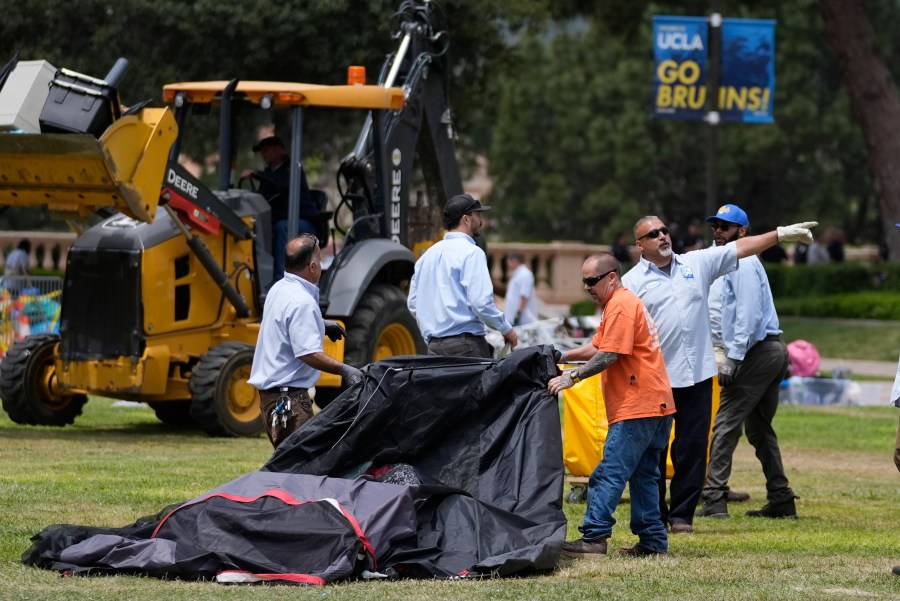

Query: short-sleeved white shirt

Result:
[504,264,538,325]
[248,273,324,390]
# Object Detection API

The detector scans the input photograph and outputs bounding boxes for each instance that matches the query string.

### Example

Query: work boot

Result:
[561,537,608,557]
[745,498,798,519]
[695,499,729,519]
[669,520,694,534]
[619,543,667,557]
[727,490,751,503]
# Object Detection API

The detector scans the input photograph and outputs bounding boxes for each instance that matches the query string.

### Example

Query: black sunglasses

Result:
[583,269,616,287]
[637,226,669,241]
[709,222,737,231]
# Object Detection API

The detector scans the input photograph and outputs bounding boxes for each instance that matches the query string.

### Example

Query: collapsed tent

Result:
[22,345,567,583]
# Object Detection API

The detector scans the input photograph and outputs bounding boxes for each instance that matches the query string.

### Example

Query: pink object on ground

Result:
[786,339,821,377]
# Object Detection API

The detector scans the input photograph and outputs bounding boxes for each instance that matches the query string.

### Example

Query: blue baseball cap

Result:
[706,204,749,227]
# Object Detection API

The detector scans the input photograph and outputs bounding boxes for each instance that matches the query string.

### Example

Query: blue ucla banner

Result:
[653,16,709,121]
[719,18,775,123]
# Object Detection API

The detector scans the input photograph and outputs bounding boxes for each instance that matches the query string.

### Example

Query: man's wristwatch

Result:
[570,369,581,383]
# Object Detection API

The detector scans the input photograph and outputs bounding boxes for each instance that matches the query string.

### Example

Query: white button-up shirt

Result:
[248,273,324,390]
[716,254,781,361]
[504,264,539,325]
[621,244,738,388]
[408,232,511,342]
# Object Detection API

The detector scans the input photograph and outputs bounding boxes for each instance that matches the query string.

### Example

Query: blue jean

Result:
[273,218,317,281]
[580,414,673,552]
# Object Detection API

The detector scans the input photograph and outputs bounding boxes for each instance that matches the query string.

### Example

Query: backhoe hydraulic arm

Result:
[162,203,251,318]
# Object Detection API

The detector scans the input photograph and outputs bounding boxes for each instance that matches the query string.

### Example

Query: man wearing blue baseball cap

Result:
[697,204,798,520]
[621,210,816,534]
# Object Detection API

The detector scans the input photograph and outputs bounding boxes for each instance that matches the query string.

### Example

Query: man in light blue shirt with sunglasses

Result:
[621,211,816,534]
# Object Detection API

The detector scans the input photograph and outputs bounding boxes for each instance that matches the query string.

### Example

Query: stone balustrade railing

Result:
[486,241,631,306]
[0,232,75,272]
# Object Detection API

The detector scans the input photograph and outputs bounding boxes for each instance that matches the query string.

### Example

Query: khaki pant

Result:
[259,387,313,449]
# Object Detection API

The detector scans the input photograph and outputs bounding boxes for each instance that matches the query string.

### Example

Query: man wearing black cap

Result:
[241,135,317,280]
[697,203,798,520]
[407,193,518,358]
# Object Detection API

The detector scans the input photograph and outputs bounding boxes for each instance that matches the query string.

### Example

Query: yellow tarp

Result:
[562,374,721,479]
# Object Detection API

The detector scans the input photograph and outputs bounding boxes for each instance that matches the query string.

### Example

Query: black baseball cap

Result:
[443,193,491,224]
[252,135,285,152]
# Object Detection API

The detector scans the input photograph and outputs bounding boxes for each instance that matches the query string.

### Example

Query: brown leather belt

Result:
[263,386,309,394]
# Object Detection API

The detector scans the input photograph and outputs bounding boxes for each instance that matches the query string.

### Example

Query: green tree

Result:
[489,0,896,247]
[820,0,900,259]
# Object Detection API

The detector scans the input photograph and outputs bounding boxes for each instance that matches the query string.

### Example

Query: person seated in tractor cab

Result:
[241,136,320,281]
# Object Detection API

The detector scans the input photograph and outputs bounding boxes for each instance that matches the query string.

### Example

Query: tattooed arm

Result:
[547,351,619,395]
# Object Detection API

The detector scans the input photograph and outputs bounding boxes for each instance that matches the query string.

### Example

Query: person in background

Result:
[241,136,319,281]
[793,242,809,265]
[550,252,674,557]
[504,253,538,326]
[806,231,831,265]
[4,239,31,276]
[678,218,706,252]
[826,227,846,263]
[759,241,788,264]
[890,359,900,577]
[248,234,363,449]
[408,194,518,358]
[890,223,900,577]
[620,209,816,534]
[611,232,633,266]
[696,204,797,520]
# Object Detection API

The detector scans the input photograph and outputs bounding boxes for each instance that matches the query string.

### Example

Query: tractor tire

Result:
[315,284,424,409]
[188,342,263,437]
[344,283,425,366]
[0,334,87,426]
[148,401,194,427]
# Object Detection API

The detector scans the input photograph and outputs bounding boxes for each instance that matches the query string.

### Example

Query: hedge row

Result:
[774,292,900,320]
[763,261,900,297]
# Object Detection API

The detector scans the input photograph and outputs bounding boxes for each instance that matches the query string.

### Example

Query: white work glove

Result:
[713,345,727,370]
[338,364,364,387]
[776,221,818,244]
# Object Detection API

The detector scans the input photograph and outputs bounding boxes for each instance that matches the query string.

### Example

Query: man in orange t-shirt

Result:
[549,252,675,557]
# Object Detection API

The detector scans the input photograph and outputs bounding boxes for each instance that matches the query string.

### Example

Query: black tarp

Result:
[22,345,567,583]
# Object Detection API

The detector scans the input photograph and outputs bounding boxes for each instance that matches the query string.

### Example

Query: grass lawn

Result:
[780,316,900,363]
[0,397,898,600]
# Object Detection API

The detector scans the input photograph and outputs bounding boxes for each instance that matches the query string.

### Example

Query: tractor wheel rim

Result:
[37,362,72,410]
[373,323,416,361]
[228,365,260,422]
